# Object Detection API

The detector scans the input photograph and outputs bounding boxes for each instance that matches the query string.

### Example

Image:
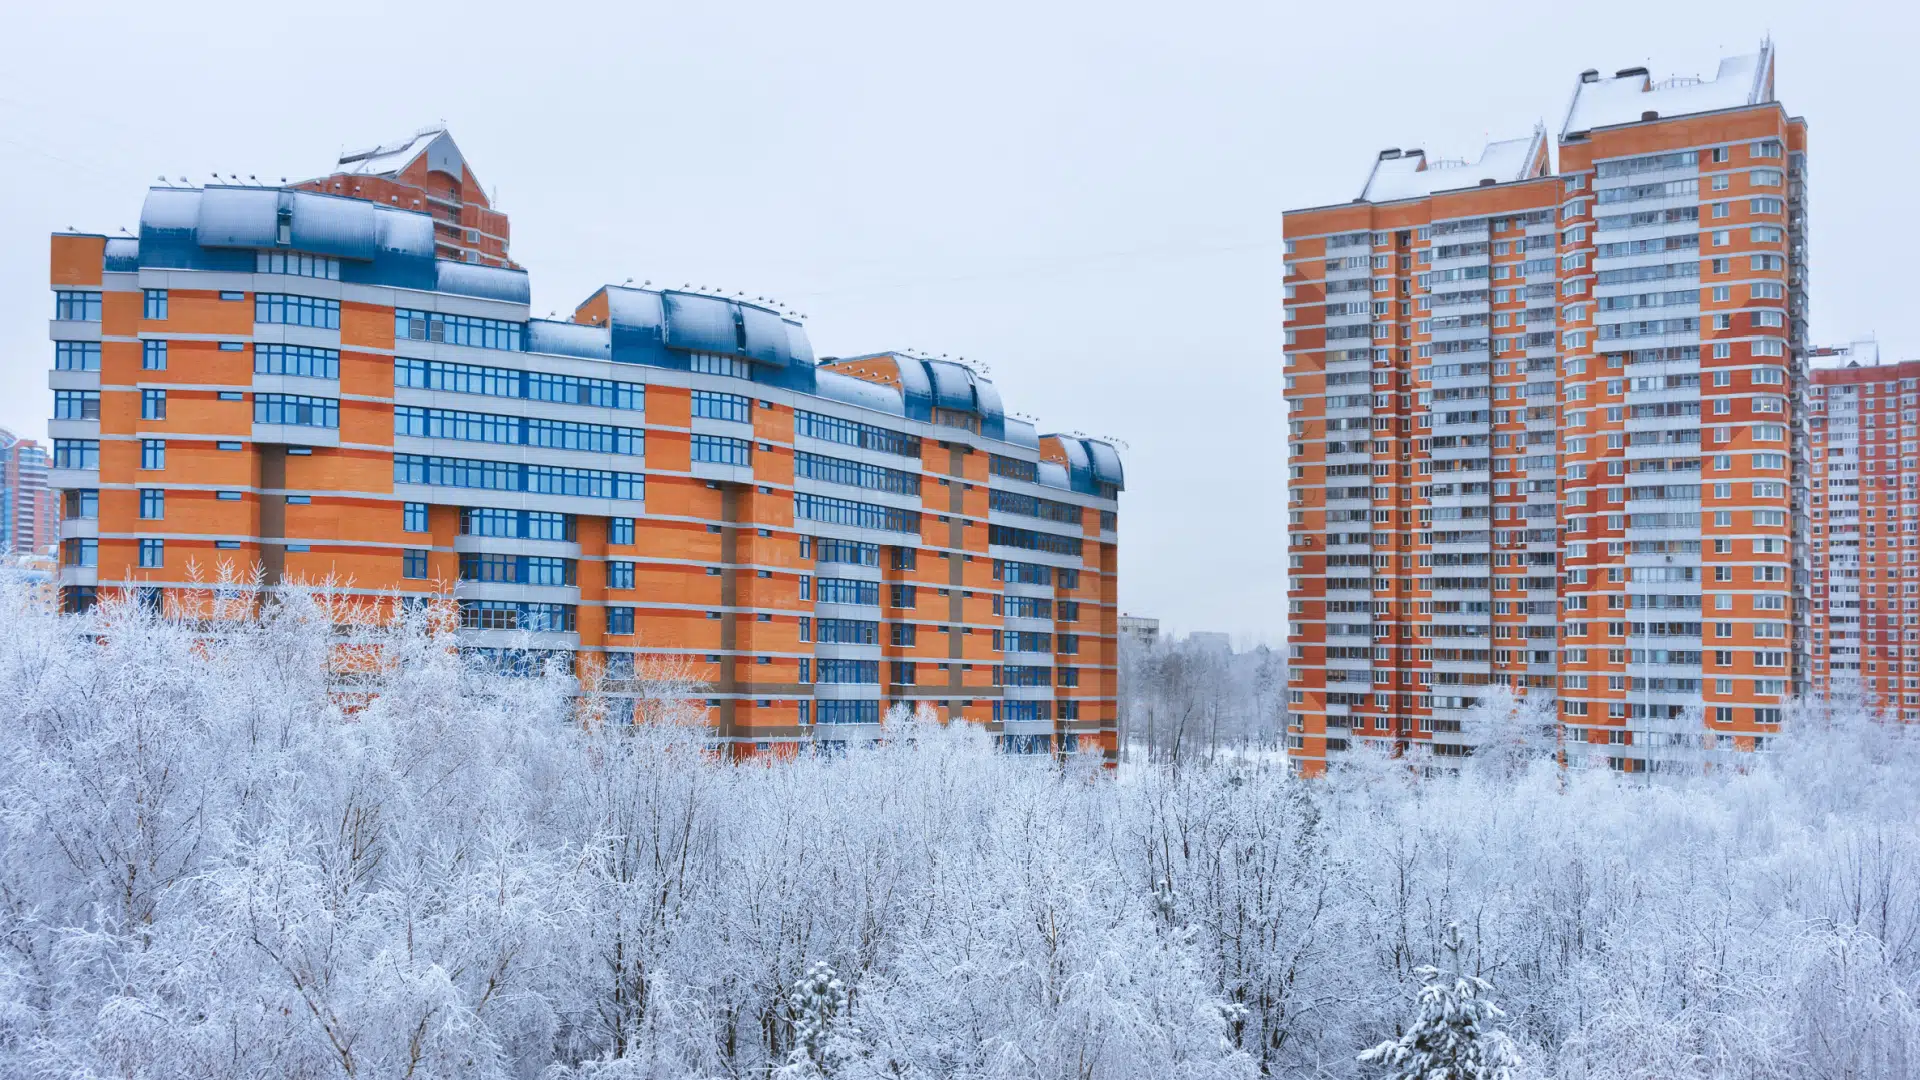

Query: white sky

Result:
[0,0,1905,643]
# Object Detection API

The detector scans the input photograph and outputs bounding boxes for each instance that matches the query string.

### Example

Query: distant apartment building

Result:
[1283,42,1808,774]
[45,129,1122,760]
[1,429,56,556]
[1118,613,1160,647]
[1804,339,1920,716]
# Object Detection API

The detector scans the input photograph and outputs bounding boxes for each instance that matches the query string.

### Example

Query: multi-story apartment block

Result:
[1284,42,1808,774]
[45,131,1122,761]
[1804,340,1920,718]
[1,429,56,557]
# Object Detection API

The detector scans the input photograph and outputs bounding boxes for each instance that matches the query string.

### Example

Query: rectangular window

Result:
[395,309,526,352]
[690,390,752,423]
[142,439,165,470]
[688,352,751,378]
[141,388,167,420]
[255,343,340,379]
[143,289,168,320]
[139,488,164,520]
[254,394,339,428]
[64,538,98,568]
[690,433,753,465]
[793,411,921,458]
[255,294,340,329]
[55,291,102,322]
[142,340,168,370]
[610,517,636,545]
[403,502,428,532]
[54,341,101,371]
[402,549,429,579]
[890,583,917,609]
[53,439,100,470]
[607,560,635,589]
[138,538,164,568]
[256,250,341,280]
[63,489,99,519]
[606,606,635,635]
[54,390,100,420]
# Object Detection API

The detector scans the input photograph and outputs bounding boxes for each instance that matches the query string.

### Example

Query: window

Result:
[393,454,643,501]
[55,341,101,371]
[63,489,98,519]
[796,452,920,495]
[816,578,880,606]
[889,583,917,609]
[138,538,164,568]
[395,309,524,351]
[891,622,917,647]
[403,549,429,579]
[143,289,168,319]
[890,546,918,571]
[458,553,578,586]
[610,517,635,545]
[795,492,919,534]
[55,291,101,321]
[139,488,164,520]
[142,340,168,370]
[691,434,752,465]
[54,390,100,420]
[51,439,98,470]
[140,388,166,420]
[688,352,751,378]
[607,561,636,589]
[403,502,429,532]
[606,606,635,635]
[690,390,751,423]
[255,344,340,379]
[459,508,576,541]
[256,250,341,279]
[255,294,340,329]
[255,394,338,428]
[64,539,98,568]
[794,411,920,457]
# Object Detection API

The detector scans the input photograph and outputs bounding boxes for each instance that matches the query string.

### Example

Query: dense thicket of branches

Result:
[0,582,1915,1079]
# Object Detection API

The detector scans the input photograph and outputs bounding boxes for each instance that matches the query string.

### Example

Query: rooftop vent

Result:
[1478,178,1497,187]
[1616,66,1649,79]
[1580,68,1600,83]
[1379,148,1402,160]
[1641,110,1660,122]
[1404,148,1424,157]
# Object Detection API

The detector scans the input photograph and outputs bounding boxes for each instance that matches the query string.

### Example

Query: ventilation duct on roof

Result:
[1379,148,1402,160]
[1580,68,1600,82]
[1616,66,1649,79]
[1642,110,1660,121]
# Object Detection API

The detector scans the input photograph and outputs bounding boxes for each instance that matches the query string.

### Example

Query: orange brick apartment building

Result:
[1803,340,1920,717]
[1283,43,1809,773]
[47,128,1122,760]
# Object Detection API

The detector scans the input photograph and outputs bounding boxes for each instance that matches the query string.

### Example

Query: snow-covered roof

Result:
[333,126,466,180]
[1561,42,1775,138]
[1359,130,1547,203]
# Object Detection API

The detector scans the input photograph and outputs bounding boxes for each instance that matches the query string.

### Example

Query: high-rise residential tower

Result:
[1804,340,1919,718]
[1283,42,1808,774]
[1,429,56,557]
[46,130,1122,760]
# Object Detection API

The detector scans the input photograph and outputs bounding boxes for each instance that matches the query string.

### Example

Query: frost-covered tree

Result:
[1359,923,1521,1080]
[1,572,1918,1079]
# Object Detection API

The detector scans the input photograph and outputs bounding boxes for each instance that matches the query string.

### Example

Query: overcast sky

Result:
[0,0,1904,642]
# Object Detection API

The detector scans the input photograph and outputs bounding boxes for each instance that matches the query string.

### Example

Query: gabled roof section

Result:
[1359,127,1549,203]
[1560,41,1775,138]
[334,126,468,181]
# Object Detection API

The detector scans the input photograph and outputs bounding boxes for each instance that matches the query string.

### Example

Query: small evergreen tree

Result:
[1360,923,1521,1080]
[780,961,853,1078]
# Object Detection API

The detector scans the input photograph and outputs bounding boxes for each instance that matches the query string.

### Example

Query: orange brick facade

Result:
[46,131,1121,761]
